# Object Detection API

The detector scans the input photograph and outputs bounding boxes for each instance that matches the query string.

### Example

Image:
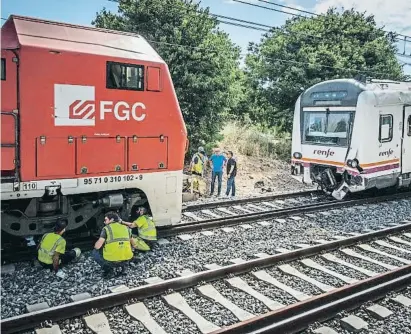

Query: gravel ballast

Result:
[304,286,411,333]
[2,198,411,320]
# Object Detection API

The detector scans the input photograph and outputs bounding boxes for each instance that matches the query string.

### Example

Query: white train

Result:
[291,78,411,199]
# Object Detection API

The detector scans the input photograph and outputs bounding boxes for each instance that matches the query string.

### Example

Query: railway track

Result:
[2,190,411,264]
[3,220,411,334]
[160,190,411,236]
[181,189,323,212]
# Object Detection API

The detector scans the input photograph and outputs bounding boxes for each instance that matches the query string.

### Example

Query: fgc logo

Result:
[54,84,146,126]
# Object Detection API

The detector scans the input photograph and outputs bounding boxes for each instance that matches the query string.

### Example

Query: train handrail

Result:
[1,111,19,182]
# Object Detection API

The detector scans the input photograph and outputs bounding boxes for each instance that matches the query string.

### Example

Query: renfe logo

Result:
[54,84,146,126]
[313,148,334,158]
[379,148,394,157]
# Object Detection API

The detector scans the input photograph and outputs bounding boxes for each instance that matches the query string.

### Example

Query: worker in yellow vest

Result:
[121,207,157,251]
[37,220,81,279]
[92,211,136,278]
[188,147,208,195]
[190,146,207,177]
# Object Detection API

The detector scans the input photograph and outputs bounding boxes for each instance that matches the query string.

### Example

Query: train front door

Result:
[401,106,411,177]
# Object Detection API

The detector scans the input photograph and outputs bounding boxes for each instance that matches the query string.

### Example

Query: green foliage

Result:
[93,0,243,154]
[239,8,406,132]
[222,122,291,162]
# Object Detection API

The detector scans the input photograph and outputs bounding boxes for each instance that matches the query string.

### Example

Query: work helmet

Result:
[198,146,204,153]
[54,219,67,233]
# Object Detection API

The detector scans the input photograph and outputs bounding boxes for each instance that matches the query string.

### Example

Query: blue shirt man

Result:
[209,148,226,196]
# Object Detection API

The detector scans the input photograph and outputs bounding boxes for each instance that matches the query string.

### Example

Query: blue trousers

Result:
[226,176,236,196]
[92,249,129,271]
[210,171,223,195]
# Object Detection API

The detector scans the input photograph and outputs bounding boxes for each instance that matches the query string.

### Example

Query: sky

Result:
[1,0,410,74]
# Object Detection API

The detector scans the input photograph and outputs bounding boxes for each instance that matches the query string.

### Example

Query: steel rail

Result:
[212,265,411,334]
[2,221,411,334]
[2,191,410,264]
[182,189,321,212]
[159,191,411,236]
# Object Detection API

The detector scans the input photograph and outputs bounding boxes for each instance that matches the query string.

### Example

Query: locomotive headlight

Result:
[347,159,359,168]
[293,152,302,159]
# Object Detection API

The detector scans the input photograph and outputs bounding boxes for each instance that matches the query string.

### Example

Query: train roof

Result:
[301,78,411,108]
[1,15,164,63]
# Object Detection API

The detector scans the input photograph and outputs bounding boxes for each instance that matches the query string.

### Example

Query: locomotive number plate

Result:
[21,182,38,191]
[82,174,143,186]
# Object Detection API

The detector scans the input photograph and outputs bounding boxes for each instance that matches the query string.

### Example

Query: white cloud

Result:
[314,0,411,36]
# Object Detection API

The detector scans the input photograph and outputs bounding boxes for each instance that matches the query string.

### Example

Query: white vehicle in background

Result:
[291,78,411,200]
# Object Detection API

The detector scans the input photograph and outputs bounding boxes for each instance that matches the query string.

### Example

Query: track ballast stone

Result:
[180,288,238,327]
[1,198,411,320]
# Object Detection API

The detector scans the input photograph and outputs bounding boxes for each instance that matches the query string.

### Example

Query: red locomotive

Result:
[1,15,188,239]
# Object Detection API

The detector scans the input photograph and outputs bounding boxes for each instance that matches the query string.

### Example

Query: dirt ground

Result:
[184,152,316,202]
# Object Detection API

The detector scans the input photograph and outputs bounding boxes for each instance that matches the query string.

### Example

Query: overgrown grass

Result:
[221,121,291,161]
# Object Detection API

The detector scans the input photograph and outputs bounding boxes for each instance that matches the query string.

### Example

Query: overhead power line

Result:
[235,0,411,40]
[255,0,316,16]
[2,2,410,77]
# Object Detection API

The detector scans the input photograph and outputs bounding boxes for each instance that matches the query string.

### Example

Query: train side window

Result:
[379,114,393,143]
[408,115,411,136]
[1,58,5,80]
[106,61,144,91]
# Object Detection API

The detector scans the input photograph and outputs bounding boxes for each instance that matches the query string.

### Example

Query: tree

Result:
[242,8,406,132]
[93,0,243,154]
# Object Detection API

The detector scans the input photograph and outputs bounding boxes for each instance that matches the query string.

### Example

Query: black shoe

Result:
[116,266,128,276]
[102,268,114,278]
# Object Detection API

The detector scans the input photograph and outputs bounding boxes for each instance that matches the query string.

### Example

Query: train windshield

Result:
[303,111,353,146]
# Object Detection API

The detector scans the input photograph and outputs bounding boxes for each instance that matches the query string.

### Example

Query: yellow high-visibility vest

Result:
[133,215,157,241]
[191,153,206,174]
[103,223,133,262]
[38,233,66,264]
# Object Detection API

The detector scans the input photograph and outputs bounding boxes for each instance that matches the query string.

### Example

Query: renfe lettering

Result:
[313,148,334,158]
[379,148,393,157]
[100,101,146,121]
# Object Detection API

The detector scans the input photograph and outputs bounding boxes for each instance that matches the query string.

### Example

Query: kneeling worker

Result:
[122,207,157,251]
[37,219,81,279]
[93,211,136,277]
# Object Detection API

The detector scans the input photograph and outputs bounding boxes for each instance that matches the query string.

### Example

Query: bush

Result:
[221,121,291,161]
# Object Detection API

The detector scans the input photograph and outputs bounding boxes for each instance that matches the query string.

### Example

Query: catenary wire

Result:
[245,0,411,40]
[2,3,410,77]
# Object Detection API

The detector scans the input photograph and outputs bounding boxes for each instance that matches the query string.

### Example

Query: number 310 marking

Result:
[22,182,37,191]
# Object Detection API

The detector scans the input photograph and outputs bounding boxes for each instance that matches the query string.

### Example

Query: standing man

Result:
[37,219,81,279]
[121,207,157,251]
[209,148,227,197]
[92,211,136,278]
[225,150,237,198]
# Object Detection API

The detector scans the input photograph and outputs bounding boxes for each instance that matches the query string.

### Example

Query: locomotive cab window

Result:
[106,61,144,90]
[1,58,5,80]
[379,114,393,143]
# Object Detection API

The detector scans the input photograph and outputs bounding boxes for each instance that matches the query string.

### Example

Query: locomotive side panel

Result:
[17,46,185,182]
